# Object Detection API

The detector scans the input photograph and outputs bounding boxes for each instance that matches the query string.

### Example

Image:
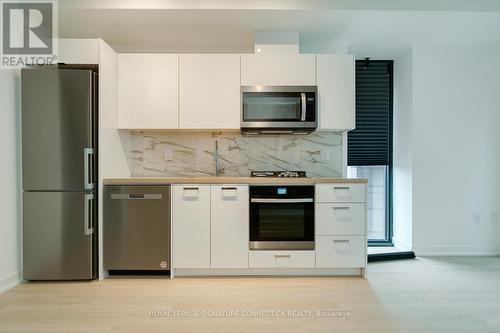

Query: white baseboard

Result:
[392,238,413,252]
[173,268,363,277]
[0,270,22,294]
[414,246,500,256]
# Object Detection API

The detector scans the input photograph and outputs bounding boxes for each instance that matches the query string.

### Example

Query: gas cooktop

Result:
[250,171,307,178]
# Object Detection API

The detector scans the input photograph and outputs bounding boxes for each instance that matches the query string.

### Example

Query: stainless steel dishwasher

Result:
[104,185,170,272]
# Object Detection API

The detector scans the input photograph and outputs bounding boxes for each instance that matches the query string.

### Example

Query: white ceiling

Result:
[59,0,500,58]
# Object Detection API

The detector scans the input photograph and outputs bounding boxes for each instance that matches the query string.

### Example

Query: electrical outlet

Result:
[490,211,498,224]
[164,149,173,161]
[321,150,330,161]
[473,212,481,224]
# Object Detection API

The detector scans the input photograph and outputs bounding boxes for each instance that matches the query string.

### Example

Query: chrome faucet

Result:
[214,140,225,176]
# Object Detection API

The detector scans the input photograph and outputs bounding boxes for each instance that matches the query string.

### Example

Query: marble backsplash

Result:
[130,131,344,177]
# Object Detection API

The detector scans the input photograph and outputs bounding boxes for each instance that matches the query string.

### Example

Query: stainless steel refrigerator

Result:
[22,67,97,280]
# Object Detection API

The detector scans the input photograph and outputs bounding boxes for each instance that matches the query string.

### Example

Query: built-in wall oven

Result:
[249,185,315,250]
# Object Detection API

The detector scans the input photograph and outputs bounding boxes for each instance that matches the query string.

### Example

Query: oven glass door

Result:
[243,92,303,122]
[250,200,314,250]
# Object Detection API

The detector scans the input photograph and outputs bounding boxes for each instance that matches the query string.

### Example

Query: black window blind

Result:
[348,60,393,166]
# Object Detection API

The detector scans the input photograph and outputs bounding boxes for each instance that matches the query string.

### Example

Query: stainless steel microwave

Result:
[240,86,317,134]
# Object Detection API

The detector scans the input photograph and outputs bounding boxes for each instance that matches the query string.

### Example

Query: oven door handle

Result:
[250,198,313,203]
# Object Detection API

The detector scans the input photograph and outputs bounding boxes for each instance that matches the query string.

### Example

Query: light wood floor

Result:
[1,257,500,333]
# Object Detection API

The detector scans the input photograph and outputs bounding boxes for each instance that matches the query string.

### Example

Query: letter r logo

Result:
[2,2,53,54]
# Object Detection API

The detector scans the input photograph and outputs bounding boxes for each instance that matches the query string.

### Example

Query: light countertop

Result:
[102,176,368,185]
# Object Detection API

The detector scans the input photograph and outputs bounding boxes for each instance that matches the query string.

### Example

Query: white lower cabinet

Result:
[315,183,367,271]
[249,251,315,268]
[171,182,367,274]
[172,185,211,268]
[210,185,249,268]
[316,236,366,268]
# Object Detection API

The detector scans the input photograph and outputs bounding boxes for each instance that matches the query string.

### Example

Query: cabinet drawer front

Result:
[316,236,366,268]
[249,251,315,268]
[316,184,365,202]
[316,203,365,235]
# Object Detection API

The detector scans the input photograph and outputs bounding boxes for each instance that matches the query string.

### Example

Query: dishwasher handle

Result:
[111,193,163,200]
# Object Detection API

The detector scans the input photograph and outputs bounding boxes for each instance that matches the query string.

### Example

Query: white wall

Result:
[0,69,22,292]
[392,49,413,250]
[411,44,500,255]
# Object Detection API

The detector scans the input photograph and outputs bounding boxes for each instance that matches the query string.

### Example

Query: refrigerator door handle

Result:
[84,148,94,190]
[84,193,94,235]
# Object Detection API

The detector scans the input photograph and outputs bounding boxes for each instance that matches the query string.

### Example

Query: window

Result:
[348,60,393,245]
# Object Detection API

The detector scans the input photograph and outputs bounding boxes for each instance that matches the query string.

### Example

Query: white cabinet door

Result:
[179,54,240,129]
[210,185,249,268]
[241,53,316,86]
[117,54,178,129]
[172,185,211,268]
[316,54,355,131]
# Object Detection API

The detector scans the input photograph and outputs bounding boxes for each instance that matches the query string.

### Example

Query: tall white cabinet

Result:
[117,54,179,129]
[179,54,241,129]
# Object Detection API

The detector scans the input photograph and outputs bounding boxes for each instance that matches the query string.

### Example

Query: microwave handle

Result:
[300,93,306,121]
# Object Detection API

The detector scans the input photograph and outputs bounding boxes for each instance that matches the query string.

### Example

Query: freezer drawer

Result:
[23,191,96,280]
[104,186,171,271]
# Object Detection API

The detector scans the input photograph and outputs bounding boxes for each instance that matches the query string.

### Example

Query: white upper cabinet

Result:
[179,54,240,129]
[117,54,179,129]
[241,53,316,86]
[316,54,355,131]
